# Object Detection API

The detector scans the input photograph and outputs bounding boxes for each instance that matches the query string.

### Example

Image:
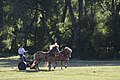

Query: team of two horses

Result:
[31,43,72,71]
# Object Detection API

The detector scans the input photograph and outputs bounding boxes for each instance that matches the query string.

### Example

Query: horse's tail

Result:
[33,52,36,60]
[30,60,36,68]
[44,61,49,67]
[30,52,38,68]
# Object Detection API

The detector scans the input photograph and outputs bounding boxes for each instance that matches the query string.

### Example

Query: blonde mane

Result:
[49,43,59,50]
[65,47,72,53]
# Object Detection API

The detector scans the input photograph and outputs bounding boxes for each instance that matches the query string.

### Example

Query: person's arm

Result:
[22,48,28,53]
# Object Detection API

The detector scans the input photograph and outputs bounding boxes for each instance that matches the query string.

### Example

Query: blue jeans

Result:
[19,54,26,62]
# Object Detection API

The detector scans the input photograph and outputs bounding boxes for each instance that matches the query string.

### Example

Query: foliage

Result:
[0,0,120,60]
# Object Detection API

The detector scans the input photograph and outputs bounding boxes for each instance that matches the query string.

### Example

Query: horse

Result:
[30,45,59,70]
[45,47,72,70]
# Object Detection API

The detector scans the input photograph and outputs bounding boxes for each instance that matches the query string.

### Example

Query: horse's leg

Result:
[48,62,52,71]
[44,61,49,67]
[35,60,40,70]
[61,61,63,69]
[30,60,40,70]
[65,60,68,68]
[54,62,57,69]
[30,60,36,68]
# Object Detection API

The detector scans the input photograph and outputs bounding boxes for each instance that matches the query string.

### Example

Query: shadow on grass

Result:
[0,59,19,67]
[18,69,55,73]
[1,58,120,69]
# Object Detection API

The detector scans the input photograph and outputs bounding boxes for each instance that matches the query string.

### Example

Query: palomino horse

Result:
[30,45,59,70]
[45,47,72,70]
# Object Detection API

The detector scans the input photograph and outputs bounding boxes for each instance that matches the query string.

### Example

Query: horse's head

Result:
[49,43,59,50]
[63,47,72,58]
[49,45,59,54]
[49,43,59,54]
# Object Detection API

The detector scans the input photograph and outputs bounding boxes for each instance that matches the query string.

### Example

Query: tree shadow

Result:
[68,60,120,67]
[1,58,120,70]
[0,59,19,67]
[25,69,54,73]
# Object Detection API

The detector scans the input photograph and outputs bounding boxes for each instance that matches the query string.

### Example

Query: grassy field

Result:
[0,56,120,80]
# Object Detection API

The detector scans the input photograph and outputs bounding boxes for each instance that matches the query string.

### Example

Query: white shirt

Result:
[18,47,27,55]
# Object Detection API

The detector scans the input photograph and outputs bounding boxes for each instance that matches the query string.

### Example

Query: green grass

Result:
[0,56,120,80]
[0,66,120,80]
[0,55,20,60]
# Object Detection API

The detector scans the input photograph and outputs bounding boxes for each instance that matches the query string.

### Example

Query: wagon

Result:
[18,60,34,70]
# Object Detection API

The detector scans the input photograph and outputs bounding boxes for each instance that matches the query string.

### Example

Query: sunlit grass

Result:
[0,56,120,80]
[0,55,19,60]
[0,66,120,80]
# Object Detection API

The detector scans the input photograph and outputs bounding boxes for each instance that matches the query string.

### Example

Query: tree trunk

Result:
[61,0,68,23]
[76,0,83,58]
[30,15,37,32]
[111,0,115,16]
[78,0,83,37]
[67,0,77,41]
[90,0,93,17]
[30,9,38,49]
[84,0,87,16]
[111,0,117,59]
[41,10,54,44]
[0,0,3,29]
[78,0,83,21]
[11,23,18,52]
[50,18,62,44]
[24,23,28,48]
[115,2,120,15]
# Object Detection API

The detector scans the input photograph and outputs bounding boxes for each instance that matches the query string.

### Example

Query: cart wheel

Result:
[18,61,26,70]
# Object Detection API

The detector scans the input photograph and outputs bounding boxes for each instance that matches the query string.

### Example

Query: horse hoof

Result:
[65,65,67,68]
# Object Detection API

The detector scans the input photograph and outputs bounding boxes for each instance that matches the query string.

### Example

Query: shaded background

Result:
[0,0,120,60]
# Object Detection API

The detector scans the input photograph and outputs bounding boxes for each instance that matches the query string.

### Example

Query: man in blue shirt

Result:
[18,44,28,62]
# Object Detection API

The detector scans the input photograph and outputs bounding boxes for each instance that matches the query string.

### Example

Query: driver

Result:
[18,44,28,62]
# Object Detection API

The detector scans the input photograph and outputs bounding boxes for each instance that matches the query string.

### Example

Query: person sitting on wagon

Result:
[18,44,28,62]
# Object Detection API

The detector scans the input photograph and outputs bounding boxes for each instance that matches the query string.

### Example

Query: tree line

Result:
[0,0,120,60]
